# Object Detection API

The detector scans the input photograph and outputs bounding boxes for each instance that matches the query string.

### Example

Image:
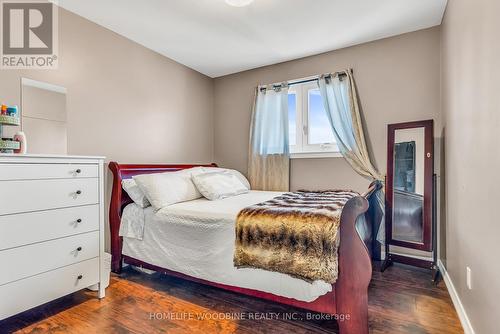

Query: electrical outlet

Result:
[466,267,472,290]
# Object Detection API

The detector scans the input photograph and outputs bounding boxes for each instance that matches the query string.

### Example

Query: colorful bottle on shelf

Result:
[13,131,27,154]
[0,105,7,115]
[6,105,18,116]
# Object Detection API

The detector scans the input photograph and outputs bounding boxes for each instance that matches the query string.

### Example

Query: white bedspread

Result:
[120,191,332,302]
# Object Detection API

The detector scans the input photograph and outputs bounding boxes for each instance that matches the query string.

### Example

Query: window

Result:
[288,82,340,158]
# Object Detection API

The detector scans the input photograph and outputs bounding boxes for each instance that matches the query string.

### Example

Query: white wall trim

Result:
[290,152,342,159]
[437,260,475,334]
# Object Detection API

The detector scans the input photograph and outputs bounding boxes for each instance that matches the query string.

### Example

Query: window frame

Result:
[288,82,341,159]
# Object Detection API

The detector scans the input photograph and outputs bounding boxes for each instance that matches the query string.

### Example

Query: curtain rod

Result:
[259,70,351,92]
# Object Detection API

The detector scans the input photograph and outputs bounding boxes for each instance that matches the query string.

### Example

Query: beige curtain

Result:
[248,85,290,191]
[248,154,289,191]
[318,69,383,182]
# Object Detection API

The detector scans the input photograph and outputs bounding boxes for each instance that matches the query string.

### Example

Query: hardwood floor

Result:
[0,262,463,334]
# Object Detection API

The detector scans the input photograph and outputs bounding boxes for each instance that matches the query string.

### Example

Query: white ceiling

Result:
[57,0,447,78]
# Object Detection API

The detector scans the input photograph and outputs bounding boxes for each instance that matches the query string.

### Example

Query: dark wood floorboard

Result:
[0,262,463,334]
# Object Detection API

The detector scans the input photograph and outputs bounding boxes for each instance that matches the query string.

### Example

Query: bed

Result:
[109,162,381,334]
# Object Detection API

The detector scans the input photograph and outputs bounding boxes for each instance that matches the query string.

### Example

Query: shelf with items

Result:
[0,139,20,150]
[0,105,21,153]
[0,114,20,126]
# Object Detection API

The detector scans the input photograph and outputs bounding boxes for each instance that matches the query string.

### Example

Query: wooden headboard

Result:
[108,162,217,272]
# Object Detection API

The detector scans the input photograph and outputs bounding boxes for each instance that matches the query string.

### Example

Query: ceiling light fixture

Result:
[225,0,254,7]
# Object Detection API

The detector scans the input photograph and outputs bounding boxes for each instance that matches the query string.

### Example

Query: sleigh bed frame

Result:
[108,162,380,334]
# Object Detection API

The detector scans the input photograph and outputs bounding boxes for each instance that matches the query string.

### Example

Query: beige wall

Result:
[0,8,214,164]
[0,4,494,331]
[0,8,214,249]
[441,0,500,332]
[214,27,441,193]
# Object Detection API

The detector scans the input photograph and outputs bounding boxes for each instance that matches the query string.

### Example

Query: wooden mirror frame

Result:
[386,120,434,254]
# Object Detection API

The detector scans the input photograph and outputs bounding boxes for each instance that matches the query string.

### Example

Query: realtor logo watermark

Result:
[1,0,58,69]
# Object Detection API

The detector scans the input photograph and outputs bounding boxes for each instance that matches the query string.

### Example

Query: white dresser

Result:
[0,154,106,320]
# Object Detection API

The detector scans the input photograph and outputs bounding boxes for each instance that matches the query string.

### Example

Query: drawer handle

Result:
[76,246,82,252]
[77,274,83,280]
[76,218,82,224]
[76,190,82,195]
[76,169,82,174]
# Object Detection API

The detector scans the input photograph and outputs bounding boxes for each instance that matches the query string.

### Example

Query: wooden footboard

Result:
[336,196,372,334]
[108,162,378,334]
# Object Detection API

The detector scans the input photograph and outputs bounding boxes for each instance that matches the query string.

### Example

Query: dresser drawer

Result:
[0,231,99,286]
[0,163,98,181]
[0,205,99,250]
[0,178,98,215]
[0,257,99,320]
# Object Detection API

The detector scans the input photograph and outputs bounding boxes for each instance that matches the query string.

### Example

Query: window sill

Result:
[290,152,343,159]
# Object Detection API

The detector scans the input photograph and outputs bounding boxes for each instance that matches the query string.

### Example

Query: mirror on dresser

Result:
[21,78,67,154]
[382,120,439,281]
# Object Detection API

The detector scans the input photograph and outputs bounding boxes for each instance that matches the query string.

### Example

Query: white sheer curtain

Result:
[248,84,290,191]
[318,70,385,245]
[318,70,382,181]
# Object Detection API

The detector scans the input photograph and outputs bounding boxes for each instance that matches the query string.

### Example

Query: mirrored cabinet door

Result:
[386,120,433,251]
[21,78,68,154]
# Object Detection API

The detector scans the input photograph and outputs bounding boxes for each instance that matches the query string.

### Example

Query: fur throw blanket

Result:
[234,190,359,284]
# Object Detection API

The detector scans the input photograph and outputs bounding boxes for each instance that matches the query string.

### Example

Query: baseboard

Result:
[437,260,475,334]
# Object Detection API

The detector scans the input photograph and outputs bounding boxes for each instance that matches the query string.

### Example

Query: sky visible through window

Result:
[308,89,335,144]
[288,89,335,147]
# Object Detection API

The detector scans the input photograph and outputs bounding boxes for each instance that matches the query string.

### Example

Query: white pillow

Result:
[189,167,250,190]
[122,178,150,208]
[192,171,249,200]
[133,170,202,210]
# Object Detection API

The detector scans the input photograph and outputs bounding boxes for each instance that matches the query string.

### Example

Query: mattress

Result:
[120,190,332,302]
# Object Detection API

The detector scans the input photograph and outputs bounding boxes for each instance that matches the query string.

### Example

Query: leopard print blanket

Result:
[234,190,359,284]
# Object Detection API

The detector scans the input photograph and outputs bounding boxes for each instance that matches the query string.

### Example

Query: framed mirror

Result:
[384,120,435,270]
[21,78,67,154]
